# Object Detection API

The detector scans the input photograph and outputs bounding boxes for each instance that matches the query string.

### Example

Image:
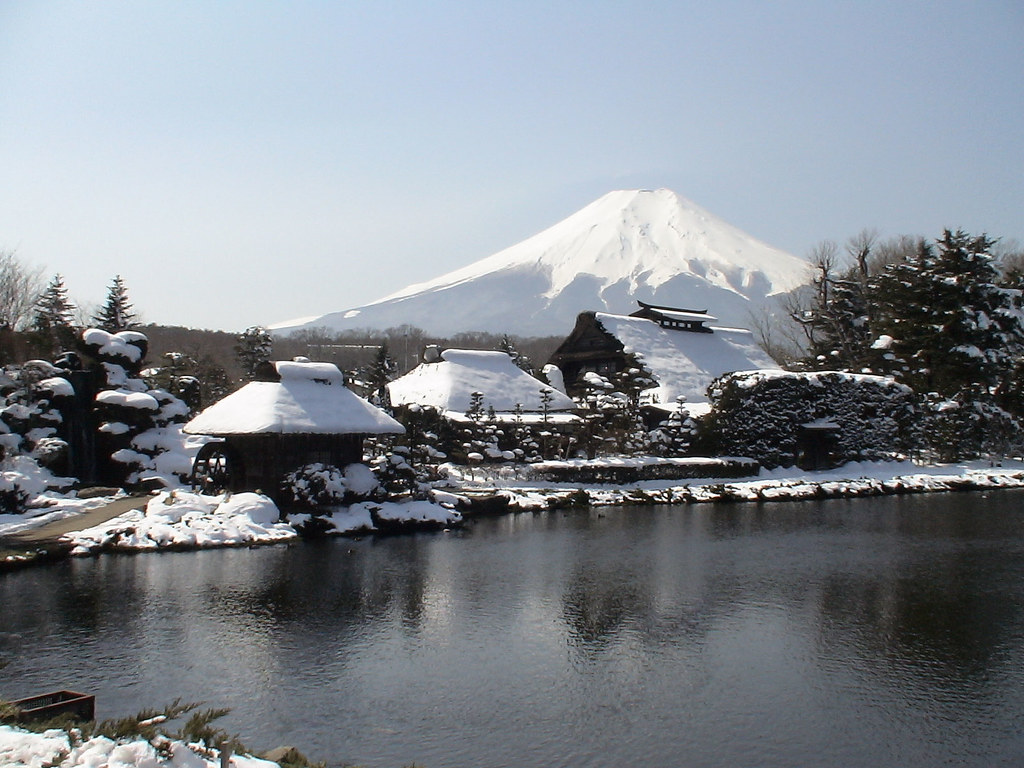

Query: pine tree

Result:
[498,334,533,373]
[32,274,76,356]
[92,275,136,331]
[649,396,696,457]
[365,342,398,406]
[235,326,273,380]
[871,230,1024,398]
[33,274,74,331]
[465,391,486,422]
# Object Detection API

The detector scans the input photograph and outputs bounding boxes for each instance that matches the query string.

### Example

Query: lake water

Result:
[3,491,1024,767]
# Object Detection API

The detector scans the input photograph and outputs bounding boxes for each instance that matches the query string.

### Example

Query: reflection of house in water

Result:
[549,301,779,417]
[184,359,404,498]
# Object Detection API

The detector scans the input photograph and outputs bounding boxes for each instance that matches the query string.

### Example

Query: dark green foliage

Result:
[384,404,450,486]
[465,390,485,422]
[570,355,656,457]
[235,325,273,381]
[648,396,696,457]
[364,342,397,408]
[705,370,919,469]
[920,392,1022,462]
[31,274,77,357]
[91,275,136,332]
[498,334,533,373]
[870,230,1024,396]
[0,481,31,515]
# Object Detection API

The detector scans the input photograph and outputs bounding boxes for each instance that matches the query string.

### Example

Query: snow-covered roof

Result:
[388,349,576,414]
[648,308,718,324]
[594,312,778,406]
[184,360,404,436]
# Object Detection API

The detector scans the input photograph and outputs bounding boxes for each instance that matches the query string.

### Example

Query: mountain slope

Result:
[273,188,809,337]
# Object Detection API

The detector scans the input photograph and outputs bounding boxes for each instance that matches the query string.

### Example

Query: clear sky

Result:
[1,1,1021,332]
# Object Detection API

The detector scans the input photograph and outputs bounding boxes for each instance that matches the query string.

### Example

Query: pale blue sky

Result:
[1,1,1021,331]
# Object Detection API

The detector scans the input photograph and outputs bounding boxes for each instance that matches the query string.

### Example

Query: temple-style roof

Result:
[629,300,717,331]
[184,360,404,437]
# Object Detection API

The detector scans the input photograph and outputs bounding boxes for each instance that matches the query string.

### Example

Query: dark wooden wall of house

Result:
[225,433,365,497]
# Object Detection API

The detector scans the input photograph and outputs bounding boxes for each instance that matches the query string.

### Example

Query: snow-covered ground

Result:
[1,490,462,559]
[4,459,1024,562]
[0,725,275,768]
[441,458,1024,510]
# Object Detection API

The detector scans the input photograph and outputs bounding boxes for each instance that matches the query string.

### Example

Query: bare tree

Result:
[748,303,806,366]
[846,228,878,280]
[870,234,923,274]
[0,249,45,331]
[993,237,1024,277]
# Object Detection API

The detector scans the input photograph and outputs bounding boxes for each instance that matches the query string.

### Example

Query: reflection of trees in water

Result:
[558,509,723,658]
[563,573,651,649]
[818,553,1022,683]
[199,539,433,639]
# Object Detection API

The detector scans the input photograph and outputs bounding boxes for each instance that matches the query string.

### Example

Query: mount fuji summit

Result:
[273,189,810,337]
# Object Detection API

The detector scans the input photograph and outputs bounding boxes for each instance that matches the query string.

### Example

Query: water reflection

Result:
[2,492,1024,767]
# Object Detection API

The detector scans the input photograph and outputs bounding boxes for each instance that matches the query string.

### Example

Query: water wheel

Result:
[190,441,243,494]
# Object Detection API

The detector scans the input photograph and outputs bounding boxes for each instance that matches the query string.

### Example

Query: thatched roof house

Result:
[184,359,403,494]
[387,349,577,424]
[549,302,778,415]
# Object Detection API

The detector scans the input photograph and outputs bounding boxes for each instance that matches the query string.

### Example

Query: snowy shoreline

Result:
[4,459,1024,569]
[466,458,1024,510]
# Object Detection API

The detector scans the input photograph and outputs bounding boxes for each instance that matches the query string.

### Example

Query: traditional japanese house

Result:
[184,359,404,496]
[549,301,779,417]
[388,348,577,425]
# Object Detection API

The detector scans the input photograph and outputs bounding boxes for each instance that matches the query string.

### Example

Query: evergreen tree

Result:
[871,230,1024,398]
[648,396,696,457]
[33,274,74,331]
[92,275,136,332]
[498,334,533,373]
[465,391,486,422]
[235,325,273,380]
[365,342,397,406]
[32,274,76,356]
[792,240,874,372]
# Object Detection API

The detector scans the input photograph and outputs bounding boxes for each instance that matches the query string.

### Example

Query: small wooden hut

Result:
[184,360,404,496]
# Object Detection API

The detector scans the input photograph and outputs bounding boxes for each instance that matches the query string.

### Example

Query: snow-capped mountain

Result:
[273,188,809,337]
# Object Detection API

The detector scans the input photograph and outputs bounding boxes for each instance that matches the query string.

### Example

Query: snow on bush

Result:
[281,462,381,509]
[84,329,196,487]
[0,455,72,514]
[705,369,919,469]
[81,328,147,363]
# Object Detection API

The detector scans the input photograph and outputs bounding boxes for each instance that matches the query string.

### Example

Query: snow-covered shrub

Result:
[281,462,381,509]
[920,392,1023,461]
[381,404,450,489]
[648,396,697,457]
[82,329,194,487]
[705,370,919,469]
[572,370,647,457]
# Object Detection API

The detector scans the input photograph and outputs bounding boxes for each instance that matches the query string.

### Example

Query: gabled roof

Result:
[593,312,778,409]
[184,360,404,436]
[388,349,576,415]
